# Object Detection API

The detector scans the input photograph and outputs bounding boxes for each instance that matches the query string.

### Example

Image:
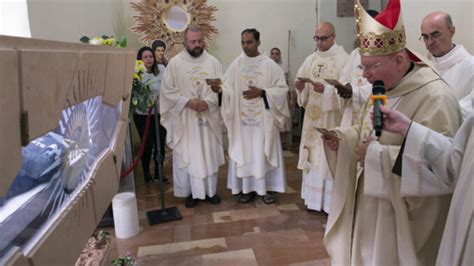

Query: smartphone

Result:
[205,78,222,85]
[324,79,344,88]
[315,127,340,140]
[325,79,351,96]
[297,77,313,83]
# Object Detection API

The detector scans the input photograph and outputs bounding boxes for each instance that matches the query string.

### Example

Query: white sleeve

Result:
[400,122,456,196]
[364,141,391,199]
[321,85,343,112]
[295,56,312,108]
[459,90,473,120]
[351,82,372,113]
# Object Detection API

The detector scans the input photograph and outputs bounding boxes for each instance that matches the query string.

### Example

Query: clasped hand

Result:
[243,85,262,100]
[186,99,208,113]
[322,135,339,151]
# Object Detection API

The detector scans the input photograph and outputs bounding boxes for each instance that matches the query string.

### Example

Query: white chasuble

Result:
[427,44,474,119]
[338,48,372,127]
[160,50,224,199]
[324,64,462,266]
[221,52,290,195]
[401,114,474,266]
[295,44,349,212]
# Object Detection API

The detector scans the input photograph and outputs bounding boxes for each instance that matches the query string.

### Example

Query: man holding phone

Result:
[294,22,349,213]
[212,28,290,205]
[327,9,380,128]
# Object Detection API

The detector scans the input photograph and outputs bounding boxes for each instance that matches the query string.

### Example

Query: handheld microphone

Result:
[370,80,387,137]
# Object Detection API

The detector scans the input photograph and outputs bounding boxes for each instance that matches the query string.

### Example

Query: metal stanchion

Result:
[146,105,182,225]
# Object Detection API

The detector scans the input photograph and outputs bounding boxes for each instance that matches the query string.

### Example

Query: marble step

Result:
[136,228,327,264]
[138,248,258,266]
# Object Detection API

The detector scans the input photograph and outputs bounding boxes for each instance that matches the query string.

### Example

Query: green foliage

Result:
[111,254,136,266]
[79,35,127,48]
[118,36,128,49]
[79,36,90,43]
[131,79,155,114]
[93,230,110,249]
[95,230,110,242]
[80,34,154,115]
[130,60,155,114]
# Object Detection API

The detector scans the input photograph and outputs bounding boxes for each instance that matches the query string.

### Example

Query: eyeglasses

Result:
[313,34,333,42]
[418,30,445,42]
[358,55,395,72]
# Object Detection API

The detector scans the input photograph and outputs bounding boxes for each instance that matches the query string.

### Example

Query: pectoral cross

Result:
[316,64,324,78]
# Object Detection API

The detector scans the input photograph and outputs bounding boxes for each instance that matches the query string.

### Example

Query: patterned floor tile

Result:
[201,249,258,266]
[137,237,226,257]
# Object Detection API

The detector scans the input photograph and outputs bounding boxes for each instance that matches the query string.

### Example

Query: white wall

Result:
[207,0,384,81]
[23,0,474,67]
[0,0,31,37]
[318,0,382,53]
[207,0,317,81]
[401,0,474,55]
[24,0,369,80]
[318,0,474,55]
[27,0,128,43]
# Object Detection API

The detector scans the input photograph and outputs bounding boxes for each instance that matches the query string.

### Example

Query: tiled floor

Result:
[107,141,330,265]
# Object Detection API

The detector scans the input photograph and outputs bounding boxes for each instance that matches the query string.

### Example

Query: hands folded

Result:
[186,99,209,112]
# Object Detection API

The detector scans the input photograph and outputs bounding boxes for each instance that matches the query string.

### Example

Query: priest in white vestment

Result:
[421,11,474,119]
[321,1,463,265]
[326,47,372,129]
[160,26,224,208]
[295,22,349,212]
[217,28,290,204]
[326,10,379,129]
[376,106,473,266]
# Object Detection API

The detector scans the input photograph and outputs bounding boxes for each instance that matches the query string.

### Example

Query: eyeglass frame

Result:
[313,34,334,42]
[358,54,396,72]
[418,27,452,42]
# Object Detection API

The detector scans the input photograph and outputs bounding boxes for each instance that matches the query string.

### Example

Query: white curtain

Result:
[0,0,31,37]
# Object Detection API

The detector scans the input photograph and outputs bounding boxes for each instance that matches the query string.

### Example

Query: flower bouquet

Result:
[80,35,127,48]
[130,60,155,114]
[79,35,154,114]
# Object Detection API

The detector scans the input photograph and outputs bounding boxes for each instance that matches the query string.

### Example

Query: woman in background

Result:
[270,47,296,150]
[135,46,168,183]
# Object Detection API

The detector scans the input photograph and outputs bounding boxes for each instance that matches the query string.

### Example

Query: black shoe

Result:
[185,195,199,208]
[144,172,153,183]
[206,194,221,204]
[261,194,276,205]
[239,192,256,203]
[154,176,170,184]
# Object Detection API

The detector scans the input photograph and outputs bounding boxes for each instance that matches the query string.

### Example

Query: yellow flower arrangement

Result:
[79,35,153,114]
[79,35,127,48]
[131,60,155,114]
[134,60,146,77]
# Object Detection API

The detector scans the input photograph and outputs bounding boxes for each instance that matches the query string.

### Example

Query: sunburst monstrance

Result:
[130,0,218,60]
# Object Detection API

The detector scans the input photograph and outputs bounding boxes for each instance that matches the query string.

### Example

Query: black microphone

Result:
[371,80,386,137]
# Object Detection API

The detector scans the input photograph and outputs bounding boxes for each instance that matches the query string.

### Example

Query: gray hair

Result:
[444,14,453,28]
[183,25,202,42]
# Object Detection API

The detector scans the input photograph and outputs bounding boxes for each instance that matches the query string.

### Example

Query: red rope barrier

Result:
[120,107,153,178]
